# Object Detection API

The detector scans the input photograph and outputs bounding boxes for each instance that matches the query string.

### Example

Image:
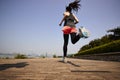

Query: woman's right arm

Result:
[59,12,69,26]
[59,16,66,26]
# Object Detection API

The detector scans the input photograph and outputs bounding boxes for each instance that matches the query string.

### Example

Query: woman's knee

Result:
[71,41,75,44]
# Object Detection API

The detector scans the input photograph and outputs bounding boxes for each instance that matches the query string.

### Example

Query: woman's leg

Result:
[70,32,81,44]
[63,34,69,57]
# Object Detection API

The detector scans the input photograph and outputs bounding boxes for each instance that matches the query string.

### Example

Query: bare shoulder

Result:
[63,12,70,16]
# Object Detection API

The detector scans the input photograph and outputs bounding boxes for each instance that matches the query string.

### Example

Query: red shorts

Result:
[62,26,77,34]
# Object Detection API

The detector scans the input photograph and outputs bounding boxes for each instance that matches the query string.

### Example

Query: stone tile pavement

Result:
[0,58,120,80]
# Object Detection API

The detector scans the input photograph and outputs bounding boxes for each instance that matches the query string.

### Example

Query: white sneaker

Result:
[62,57,67,63]
[79,27,90,38]
[64,57,67,63]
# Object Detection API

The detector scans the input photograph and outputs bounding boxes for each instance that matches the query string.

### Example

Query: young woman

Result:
[59,0,84,62]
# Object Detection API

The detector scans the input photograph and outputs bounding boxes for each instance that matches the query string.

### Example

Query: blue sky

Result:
[0,0,120,56]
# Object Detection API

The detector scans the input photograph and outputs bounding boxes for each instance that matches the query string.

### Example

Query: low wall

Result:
[74,52,120,62]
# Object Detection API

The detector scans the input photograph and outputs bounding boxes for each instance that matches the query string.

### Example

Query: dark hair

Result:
[66,0,81,13]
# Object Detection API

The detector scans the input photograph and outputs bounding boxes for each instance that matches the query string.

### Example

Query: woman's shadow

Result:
[0,62,29,71]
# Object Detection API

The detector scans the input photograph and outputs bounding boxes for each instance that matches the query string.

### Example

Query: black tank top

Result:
[64,13,76,27]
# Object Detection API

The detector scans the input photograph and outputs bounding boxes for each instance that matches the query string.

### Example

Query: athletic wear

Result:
[62,57,67,63]
[62,12,81,58]
[62,26,77,34]
[64,13,76,27]
[63,33,81,57]
[79,27,90,38]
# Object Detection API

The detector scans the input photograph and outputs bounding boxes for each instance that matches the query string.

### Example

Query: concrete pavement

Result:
[0,58,120,80]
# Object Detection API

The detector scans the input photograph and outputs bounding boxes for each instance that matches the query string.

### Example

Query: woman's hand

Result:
[59,23,62,26]
[59,12,67,27]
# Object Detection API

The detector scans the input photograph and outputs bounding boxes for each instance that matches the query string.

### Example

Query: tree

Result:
[107,27,120,40]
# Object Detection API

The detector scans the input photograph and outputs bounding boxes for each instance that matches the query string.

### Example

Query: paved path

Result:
[0,58,120,80]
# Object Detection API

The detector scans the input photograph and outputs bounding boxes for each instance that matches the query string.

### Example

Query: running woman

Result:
[59,0,85,62]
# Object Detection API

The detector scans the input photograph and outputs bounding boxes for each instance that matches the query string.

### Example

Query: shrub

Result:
[5,57,10,59]
[75,40,120,56]
[14,54,28,59]
[53,54,57,58]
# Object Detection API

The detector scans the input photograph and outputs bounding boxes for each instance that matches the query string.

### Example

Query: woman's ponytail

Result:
[68,0,81,12]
